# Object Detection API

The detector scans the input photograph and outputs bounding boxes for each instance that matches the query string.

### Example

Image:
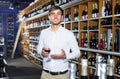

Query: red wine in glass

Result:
[44,49,51,53]
[44,48,51,62]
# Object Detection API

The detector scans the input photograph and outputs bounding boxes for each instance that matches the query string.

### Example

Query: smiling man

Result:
[37,6,80,79]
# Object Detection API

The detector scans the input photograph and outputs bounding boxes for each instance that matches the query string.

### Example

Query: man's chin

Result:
[52,22,61,25]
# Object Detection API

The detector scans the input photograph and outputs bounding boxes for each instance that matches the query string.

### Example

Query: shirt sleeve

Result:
[36,31,44,58]
[65,32,80,59]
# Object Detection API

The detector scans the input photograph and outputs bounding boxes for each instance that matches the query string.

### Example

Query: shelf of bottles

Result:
[0,13,5,55]
[18,0,120,78]
[78,0,120,54]
[19,0,82,22]
[69,51,120,79]
[64,4,80,42]
[6,13,15,53]
[0,13,3,37]
[20,15,51,67]
[0,9,18,56]
[77,0,120,78]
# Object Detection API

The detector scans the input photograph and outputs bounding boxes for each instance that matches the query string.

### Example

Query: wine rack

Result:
[0,13,3,37]
[18,0,120,79]
[0,9,18,57]
[6,13,15,54]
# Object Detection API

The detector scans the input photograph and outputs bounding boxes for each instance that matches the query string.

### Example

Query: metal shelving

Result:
[79,47,120,56]
[0,9,18,56]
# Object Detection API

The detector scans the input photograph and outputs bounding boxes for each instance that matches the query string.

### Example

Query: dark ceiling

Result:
[0,0,34,10]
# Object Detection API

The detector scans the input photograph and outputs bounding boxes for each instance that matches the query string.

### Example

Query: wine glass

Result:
[44,48,51,62]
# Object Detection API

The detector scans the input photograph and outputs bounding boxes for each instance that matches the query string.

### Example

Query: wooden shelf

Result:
[18,0,120,78]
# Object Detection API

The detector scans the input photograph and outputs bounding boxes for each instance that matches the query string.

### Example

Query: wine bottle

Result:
[102,0,106,17]
[88,57,92,66]
[89,59,97,79]
[74,7,79,21]
[23,13,28,19]
[115,58,120,75]
[65,10,69,21]
[99,34,104,50]
[114,32,118,51]
[107,55,114,79]
[85,6,88,19]
[82,51,88,59]
[103,34,107,50]
[91,34,97,49]
[82,6,87,20]
[51,0,55,7]
[28,11,32,18]
[55,0,59,6]
[95,55,107,79]
[91,54,96,67]
[107,0,112,15]
[68,9,71,21]
[62,0,68,4]
[59,0,62,5]
[89,54,97,79]
[69,62,77,79]
[84,34,88,48]
[44,4,47,12]
[90,36,94,49]
[114,19,120,24]
[82,6,86,20]
[114,29,120,52]
[81,34,84,47]
[94,34,98,49]
[93,38,96,49]
[105,0,109,16]
[92,3,95,18]
[82,6,88,20]
[114,0,120,14]
[109,33,112,51]
[94,3,99,17]
[89,69,94,79]
[104,29,112,51]
[81,51,88,79]
[62,0,65,5]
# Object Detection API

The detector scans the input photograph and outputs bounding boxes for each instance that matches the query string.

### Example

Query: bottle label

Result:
[107,59,114,76]
[81,59,88,76]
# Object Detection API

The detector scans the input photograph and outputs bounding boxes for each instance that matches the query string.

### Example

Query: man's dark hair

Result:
[49,6,63,15]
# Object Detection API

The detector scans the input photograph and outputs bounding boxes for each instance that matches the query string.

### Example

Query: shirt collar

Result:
[49,25,63,32]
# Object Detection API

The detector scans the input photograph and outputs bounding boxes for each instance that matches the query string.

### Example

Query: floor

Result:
[5,54,42,79]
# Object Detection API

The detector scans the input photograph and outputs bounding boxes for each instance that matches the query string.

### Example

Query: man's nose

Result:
[54,14,58,18]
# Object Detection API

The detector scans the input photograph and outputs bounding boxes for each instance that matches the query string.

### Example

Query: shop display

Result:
[18,0,120,78]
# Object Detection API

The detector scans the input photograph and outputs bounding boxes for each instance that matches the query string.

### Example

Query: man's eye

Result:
[50,13,61,15]
[51,13,55,15]
[57,13,62,15]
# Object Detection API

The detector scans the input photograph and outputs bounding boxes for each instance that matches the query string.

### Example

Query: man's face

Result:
[49,9,63,25]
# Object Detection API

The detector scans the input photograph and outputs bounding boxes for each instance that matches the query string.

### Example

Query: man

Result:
[37,6,80,79]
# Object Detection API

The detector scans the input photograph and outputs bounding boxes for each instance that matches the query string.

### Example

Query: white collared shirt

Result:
[37,26,80,72]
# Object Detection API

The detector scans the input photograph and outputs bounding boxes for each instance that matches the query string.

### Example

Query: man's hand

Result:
[41,48,50,57]
[50,49,66,59]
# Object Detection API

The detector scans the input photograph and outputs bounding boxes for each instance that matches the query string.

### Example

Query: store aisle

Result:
[6,55,42,79]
